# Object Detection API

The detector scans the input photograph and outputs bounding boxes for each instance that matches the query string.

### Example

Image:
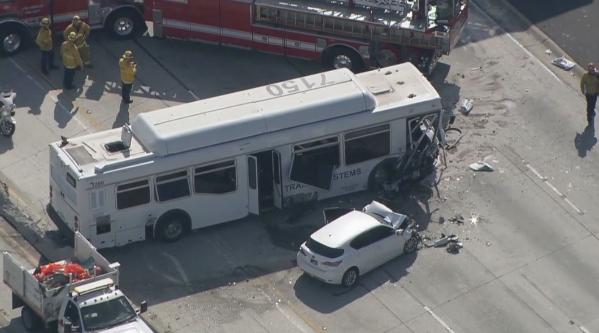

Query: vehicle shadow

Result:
[0,318,32,333]
[574,125,597,157]
[0,137,14,153]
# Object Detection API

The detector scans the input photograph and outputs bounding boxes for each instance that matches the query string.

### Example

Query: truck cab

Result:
[57,278,151,333]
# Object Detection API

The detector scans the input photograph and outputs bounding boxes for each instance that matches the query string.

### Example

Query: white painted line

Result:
[564,198,584,215]
[424,306,456,333]
[161,251,190,285]
[470,1,562,83]
[545,181,565,198]
[579,326,592,333]
[525,163,547,180]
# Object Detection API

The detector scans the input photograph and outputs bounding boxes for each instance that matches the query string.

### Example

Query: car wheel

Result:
[403,235,419,254]
[0,120,15,137]
[341,267,359,288]
[157,212,189,242]
[21,306,41,331]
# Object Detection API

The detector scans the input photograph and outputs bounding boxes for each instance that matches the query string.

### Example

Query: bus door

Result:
[248,155,259,214]
[272,150,283,209]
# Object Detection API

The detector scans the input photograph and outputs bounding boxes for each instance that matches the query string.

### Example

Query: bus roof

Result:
[131,63,437,157]
[52,63,440,177]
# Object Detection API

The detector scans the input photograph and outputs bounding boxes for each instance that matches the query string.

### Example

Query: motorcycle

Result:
[0,91,16,137]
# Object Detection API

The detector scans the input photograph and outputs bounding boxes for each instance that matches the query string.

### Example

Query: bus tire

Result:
[0,24,26,56]
[322,46,364,72]
[21,306,41,331]
[105,8,145,39]
[156,210,190,242]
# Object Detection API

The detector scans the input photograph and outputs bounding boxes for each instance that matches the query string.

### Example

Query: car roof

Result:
[310,210,381,248]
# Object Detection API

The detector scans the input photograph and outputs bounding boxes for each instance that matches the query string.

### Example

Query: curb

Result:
[471,0,586,79]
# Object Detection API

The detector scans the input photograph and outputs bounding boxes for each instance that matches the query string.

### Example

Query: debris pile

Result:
[552,56,575,70]
[469,161,494,172]
[33,259,103,289]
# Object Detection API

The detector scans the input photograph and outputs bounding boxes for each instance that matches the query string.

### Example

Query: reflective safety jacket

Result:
[60,41,83,69]
[119,57,137,84]
[36,27,53,51]
[63,22,91,47]
[581,72,599,95]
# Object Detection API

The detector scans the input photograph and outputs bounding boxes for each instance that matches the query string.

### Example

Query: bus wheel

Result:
[21,306,41,331]
[367,158,397,193]
[323,46,364,72]
[156,211,189,242]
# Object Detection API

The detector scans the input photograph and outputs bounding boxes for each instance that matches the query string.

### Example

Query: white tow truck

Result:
[3,232,153,333]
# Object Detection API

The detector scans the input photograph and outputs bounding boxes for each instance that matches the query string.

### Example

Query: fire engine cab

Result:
[0,0,146,56]
[145,0,469,73]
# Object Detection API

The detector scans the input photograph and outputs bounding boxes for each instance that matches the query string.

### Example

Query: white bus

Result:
[49,63,443,249]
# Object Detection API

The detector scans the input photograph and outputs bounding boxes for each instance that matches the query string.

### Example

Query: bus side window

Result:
[116,179,150,209]
[345,124,390,165]
[290,137,339,190]
[194,160,237,194]
[155,170,190,202]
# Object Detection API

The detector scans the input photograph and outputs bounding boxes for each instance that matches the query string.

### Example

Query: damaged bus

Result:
[49,63,443,248]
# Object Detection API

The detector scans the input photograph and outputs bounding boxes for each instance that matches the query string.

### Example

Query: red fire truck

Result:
[145,0,469,73]
[0,0,146,56]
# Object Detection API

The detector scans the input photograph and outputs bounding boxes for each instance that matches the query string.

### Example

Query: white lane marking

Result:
[424,306,456,333]
[470,1,562,83]
[161,251,191,285]
[525,163,547,180]
[9,58,89,131]
[524,162,584,215]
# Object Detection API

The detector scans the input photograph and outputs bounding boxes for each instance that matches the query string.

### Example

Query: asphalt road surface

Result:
[1,2,599,333]
[505,0,599,66]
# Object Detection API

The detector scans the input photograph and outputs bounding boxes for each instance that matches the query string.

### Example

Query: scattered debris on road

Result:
[460,98,474,114]
[470,213,481,225]
[544,49,552,55]
[469,161,494,172]
[446,240,463,254]
[448,214,465,225]
[552,56,575,70]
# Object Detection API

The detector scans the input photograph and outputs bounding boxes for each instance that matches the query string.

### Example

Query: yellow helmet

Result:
[123,50,134,59]
[41,17,50,27]
[67,31,77,41]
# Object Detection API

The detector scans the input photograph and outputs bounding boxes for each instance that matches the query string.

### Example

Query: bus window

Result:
[290,137,339,190]
[155,170,190,202]
[116,179,150,209]
[66,173,77,188]
[194,160,236,194]
[345,125,390,165]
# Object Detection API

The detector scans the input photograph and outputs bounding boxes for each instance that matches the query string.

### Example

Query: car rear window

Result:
[306,237,344,258]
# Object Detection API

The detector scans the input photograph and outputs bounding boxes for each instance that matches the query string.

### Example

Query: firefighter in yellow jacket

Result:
[60,32,83,90]
[63,16,92,67]
[36,17,58,75]
[119,50,137,104]
[581,63,599,128]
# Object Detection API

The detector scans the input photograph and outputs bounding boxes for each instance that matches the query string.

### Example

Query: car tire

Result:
[341,267,359,288]
[403,235,419,254]
[156,212,189,242]
[21,306,41,331]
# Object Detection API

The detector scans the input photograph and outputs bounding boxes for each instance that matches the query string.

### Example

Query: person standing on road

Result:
[60,32,83,90]
[36,17,59,75]
[119,50,137,104]
[64,16,92,68]
[581,63,599,128]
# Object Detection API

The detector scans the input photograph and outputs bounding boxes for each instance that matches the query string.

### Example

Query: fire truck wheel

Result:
[0,26,24,56]
[105,9,143,39]
[323,46,364,72]
[21,306,41,331]
[156,211,190,242]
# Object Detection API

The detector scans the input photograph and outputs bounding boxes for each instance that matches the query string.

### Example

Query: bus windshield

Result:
[80,296,137,331]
